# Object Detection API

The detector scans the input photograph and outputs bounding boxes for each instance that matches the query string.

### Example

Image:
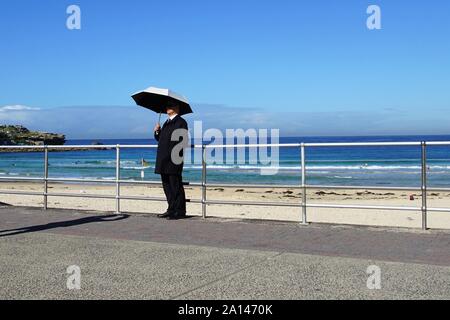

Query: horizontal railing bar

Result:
[0,190,44,196]
[46,193,116,199]
[204,200,421,211]
[199,143,302,149]
[2,176,450,193]
[195,142,437,148]
[304,142,422,147]
[2,177,447,192]
[427,207,450,212]
[205,199,302,207]
[118,180,164,185]
[49,178,201,186]
[46,177,116,184]
[0,177,44,182]
[0,177,163,186]
[200,142,424,148]
[46,178,162,185]
[305,185,421,191]
[427,187,450,192]
[306,203,420,211]
[121,179,196,187]
[0,144,268,150]
[116,195,170,202]
[5,141,450,151]
[0,189,201,203]
[425,142,450,146]
[0,145,113,150]
[49,194,200,203]
[119,195,202,203]
[205,183,302,189]
[112,145,157,149]
[48,193,192,202]
[185,182,202,187]
[0,144,298,150]
[0,146,47,149]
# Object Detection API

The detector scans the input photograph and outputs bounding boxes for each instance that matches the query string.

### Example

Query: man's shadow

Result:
[0,214,130,238]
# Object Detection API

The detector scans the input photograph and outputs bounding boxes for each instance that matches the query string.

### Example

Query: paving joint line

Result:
[169,251,285,300]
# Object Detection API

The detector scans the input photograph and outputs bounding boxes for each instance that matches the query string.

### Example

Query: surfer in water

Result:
[141,158,150,167]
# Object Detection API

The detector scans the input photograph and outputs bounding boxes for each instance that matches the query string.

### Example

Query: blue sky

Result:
[0,0,449,138]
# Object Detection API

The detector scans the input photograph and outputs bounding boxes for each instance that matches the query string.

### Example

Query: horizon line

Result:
[65,133,450,141]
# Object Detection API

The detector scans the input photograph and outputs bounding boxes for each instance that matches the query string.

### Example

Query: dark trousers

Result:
[161,174,186,214]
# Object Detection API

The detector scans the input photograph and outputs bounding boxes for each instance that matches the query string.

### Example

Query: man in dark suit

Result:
[153,103,189,220]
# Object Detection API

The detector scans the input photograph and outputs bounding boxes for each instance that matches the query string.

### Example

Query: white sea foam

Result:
[332,176,353,179]
[184,164,450,171]
[77,177,116,180]
[122,166,153,170]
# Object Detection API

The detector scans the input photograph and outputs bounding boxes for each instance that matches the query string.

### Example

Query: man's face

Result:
[166,106,179,115]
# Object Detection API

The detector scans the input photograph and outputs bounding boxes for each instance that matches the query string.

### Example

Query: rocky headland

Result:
[0,125,110,152]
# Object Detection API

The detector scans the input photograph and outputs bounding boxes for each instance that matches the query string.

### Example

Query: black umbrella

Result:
[131,87,193,120]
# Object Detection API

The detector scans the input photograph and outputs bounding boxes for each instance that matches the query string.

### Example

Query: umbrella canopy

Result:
[131,86,193,116]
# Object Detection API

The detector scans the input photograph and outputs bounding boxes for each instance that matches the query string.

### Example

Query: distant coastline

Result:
[0,146,112,153]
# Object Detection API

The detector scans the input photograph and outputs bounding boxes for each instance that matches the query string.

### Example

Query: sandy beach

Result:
[1,181,450,229]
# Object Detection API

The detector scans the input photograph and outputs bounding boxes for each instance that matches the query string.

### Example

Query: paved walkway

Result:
[1,206,449,299]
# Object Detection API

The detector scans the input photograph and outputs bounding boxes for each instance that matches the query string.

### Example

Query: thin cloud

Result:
[0,105,41,112]
[0,104,448,139]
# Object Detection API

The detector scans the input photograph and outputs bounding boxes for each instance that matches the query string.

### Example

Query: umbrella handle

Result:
[158,112,162,125]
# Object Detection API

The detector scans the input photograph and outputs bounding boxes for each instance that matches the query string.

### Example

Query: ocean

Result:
[1,135,450,188]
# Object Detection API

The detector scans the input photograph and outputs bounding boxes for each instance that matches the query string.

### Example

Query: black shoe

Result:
[165,212,186,220]
[157,212,172,218]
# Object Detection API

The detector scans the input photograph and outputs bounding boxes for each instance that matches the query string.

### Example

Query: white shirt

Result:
[156,115,177,135]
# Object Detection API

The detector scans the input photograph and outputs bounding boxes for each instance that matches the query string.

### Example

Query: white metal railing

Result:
[1,141,450,230]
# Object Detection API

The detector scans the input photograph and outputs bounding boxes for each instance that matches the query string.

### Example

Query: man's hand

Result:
[154,123,161,132]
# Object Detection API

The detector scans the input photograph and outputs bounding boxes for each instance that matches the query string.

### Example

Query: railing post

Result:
[43,146,49,210]
[201,145,207,219]
[421,141,428,230]
[300,143,308,225]
[115,145,121,214]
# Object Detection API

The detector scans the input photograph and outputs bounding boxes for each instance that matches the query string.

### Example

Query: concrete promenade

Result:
[0,206,449,299]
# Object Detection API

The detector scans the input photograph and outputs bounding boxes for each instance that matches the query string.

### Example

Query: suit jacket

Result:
[154,115,188,175]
